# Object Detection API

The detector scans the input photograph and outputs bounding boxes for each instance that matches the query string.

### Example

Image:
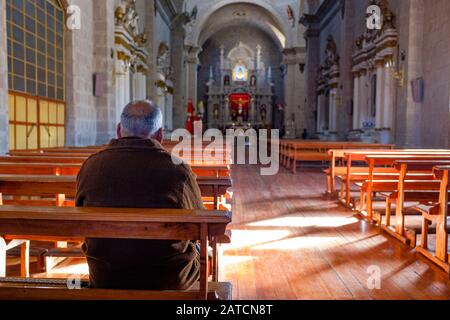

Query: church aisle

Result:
[222,165,450,300]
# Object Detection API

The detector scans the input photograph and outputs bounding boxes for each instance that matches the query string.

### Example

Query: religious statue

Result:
[237,98,244,117]
[224,75,230,86]
[260,105,267,123]
[250,75,257,87]
[234,64,247,81]
[213,104,220,121]
[197,101,205,120]
[287,5,295,27]
[324,35,340,68]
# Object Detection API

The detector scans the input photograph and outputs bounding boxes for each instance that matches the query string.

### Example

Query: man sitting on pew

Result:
[76,100,204,291]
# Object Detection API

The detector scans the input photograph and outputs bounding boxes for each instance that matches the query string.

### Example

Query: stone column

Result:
[185,46,201,106]
[134,72,147,100]
[224,96,230,124]
[0,0,9,154]
[383,64,394,129]
[94,0,116,145]
[171,17,187,130]
[283,47,306,138]
[316,94,324,132]
[303,16,320,135]
[397,0,424,147]
[166,92,173,130]
[206,96,213,128]
[145,0,156,100]
[375,61,385,129]
[329,89,337,133]
[358,70,368,128]
[352,72,360,130]
[65,0,97,147]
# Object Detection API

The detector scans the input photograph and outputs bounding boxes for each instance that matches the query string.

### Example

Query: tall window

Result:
[6,0,65,150]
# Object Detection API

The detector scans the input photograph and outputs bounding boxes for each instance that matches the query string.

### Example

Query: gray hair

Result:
[120,100,163,138]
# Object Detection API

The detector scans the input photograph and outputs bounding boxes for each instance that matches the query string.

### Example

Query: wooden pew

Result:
[0,174,232,211]
[0,162,230,179]
[10,151,232,164]
[342,151,450,208]
[326,148,396,194]
[0,205,232,300]
[0,161,232,210]
[282,140,394,174]
[0,163,81,176]
[0,156,86,164]
[414,166,450,273]
[0,174,232,275]
[379,160,450,245]
[362,155,450,222]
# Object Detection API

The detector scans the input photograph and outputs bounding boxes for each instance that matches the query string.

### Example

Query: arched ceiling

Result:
[194,1,290,49]
[199,14,285,50]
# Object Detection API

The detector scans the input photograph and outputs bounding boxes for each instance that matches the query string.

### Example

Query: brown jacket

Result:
[75,137,204,290]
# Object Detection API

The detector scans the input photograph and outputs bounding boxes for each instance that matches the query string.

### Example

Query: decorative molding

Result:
[156,0,179,27]
[352,0,397,74]
[316,35,340,93]
[114,0,149,73]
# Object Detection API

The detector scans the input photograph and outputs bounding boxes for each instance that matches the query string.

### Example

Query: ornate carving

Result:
[316,36,340,94]
[355,0,396,51]
[157,42,173,81]
[352,0,397,72]
[115,0,146,47]
[373,0,396,30]
[324,35,340,68]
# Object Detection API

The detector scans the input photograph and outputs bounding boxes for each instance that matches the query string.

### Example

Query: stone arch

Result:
[199,18,285,50]
[227,42,255,60]
[191,0,292,48]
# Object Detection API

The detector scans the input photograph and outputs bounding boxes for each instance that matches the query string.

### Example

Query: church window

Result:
[6,0,66,150]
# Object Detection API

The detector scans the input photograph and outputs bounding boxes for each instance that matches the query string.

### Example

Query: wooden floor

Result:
[222,165,450,300]
[6,164,450,299]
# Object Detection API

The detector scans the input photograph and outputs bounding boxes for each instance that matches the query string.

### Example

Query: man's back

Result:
[76,137,204,290]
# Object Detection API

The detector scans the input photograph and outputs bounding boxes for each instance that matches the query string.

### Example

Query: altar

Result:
[205,42,275,131]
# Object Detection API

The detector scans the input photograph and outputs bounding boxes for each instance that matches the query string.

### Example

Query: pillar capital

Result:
[282,47,306,65]
[184,45,202,64]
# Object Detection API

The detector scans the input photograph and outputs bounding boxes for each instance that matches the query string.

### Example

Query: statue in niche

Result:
[286,5,295,27]
[237,98,244,117]
[213,104,220,121]
[260,105,267,123]
[324,35,340,68]
[250,75,257,87]
[224,75,230,87]
[190,5,198,21]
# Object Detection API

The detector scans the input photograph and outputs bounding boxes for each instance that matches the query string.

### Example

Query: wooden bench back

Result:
[0,163,81,176]
[344,151,450,162]
[0,175,76,198]
[0,156,85,164]
[0,175,231,209]
[365,154,450,167]
[0,162,230,178]
[0,205,231,300]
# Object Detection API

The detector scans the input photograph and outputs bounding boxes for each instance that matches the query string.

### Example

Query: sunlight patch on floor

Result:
[221,255,257,267]
[224,229,292,249]
[248,216,359,228]
[48,262,89,275]
[252,236,341,250]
